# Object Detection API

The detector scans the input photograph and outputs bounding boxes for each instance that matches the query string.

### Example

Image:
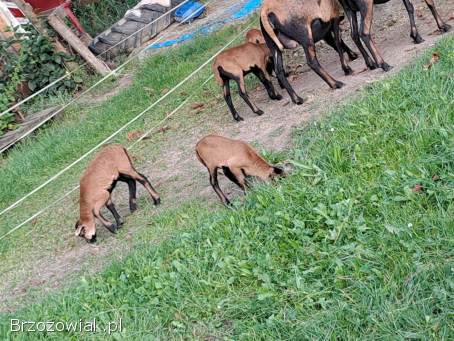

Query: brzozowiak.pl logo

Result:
[10,318,123,335]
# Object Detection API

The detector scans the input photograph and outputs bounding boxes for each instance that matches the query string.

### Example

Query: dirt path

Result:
[1,0,452,312]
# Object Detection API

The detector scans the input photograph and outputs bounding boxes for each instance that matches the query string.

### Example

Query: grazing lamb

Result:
[212,36,283,122]
[260,0,359,105]
[338,0,451,71]
[75,144,160,243]
[196,135,284,205]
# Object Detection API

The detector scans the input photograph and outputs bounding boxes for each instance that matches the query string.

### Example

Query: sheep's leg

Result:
[222,166,245,192]
[209,167,230,205]
[401,0,424,43]
[323,30,353,75]
[252,68,282,100]
[266,58,288,88]
[301,27,344,89]
[342,5,377,69]
[423,0,451,32]
[222,78,243,122]
[93,191,117,234]
[274,48,303,104]
[136,172,161,205]
[261,19,303,104]
[357,2,392,71]
[106,198,123,227]
[127,179,137,212]
[234,75,264,116]
[341,40,359,61]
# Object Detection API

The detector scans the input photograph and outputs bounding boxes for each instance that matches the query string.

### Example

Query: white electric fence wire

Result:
[0,0,191,118]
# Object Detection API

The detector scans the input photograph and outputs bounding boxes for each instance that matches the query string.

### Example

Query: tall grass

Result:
[1,36,452,340]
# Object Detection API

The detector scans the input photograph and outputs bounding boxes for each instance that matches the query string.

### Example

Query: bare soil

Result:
[1,0,452,312]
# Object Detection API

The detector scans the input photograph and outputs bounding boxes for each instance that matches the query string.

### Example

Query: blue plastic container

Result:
[174,1,205,23]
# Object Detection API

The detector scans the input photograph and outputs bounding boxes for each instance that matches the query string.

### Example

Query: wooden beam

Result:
[48,13,110,75]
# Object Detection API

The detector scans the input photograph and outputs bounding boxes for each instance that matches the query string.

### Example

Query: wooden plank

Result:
[48,13,110,75]
[0,107,60,152]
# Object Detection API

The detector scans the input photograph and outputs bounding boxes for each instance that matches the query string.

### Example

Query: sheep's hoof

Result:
[154,197,161,206]
[255,109,264,116]
[440,23,451,32]
[130,203,137,213]
[106,224,117,234]
[349,52,359,61]
[381,63,393,72]
[89,234,97,243]
[334,81,345,89]
[273,94,283,100]
[343,66,354,76]
[292,96,304,105]
[367,61,378,70]
[412,34,424,44]
[234,115,244,122]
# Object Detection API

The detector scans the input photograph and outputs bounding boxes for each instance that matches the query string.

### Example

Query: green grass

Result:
[1,36,452,340]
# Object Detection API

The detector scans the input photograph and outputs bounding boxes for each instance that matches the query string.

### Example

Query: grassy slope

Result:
[1,36,453,340]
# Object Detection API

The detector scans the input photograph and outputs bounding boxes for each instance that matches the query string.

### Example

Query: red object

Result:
[8,8,26,18]
[24,0,66,13]
[62,1,85,35]
[25,0,86,36]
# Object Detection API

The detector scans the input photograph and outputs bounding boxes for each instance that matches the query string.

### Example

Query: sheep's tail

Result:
[211,61,223,86]
[260,7,283,51]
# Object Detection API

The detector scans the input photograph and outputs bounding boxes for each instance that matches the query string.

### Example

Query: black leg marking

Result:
[324,30,353,76]
[401,0,424,43]
[137,172,161,205]
[209,168,230,205]
[222,77,243,122]
[342,6,377,70]
[222,166,245,191]
[127,179,137,212]
[106,200,123,227]
[252,67,282,100]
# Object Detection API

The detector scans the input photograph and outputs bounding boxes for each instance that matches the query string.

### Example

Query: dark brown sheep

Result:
[260,0,359,105]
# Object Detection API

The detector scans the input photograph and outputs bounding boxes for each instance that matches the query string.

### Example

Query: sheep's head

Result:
[246,29,265,44]
[75,219,96,243]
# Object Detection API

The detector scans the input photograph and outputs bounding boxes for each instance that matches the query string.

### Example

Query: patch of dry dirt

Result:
[1,0,452,312]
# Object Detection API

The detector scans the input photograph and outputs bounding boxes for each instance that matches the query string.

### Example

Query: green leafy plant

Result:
[0,25,80,135]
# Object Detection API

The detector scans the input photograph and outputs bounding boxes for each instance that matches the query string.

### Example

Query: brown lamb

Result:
[75,144,160,243]
[212,30,283,122]
[195,135,284,205]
